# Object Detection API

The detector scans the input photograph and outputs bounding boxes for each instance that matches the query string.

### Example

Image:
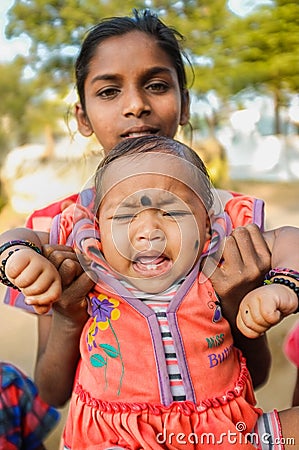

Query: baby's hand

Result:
[42,244,94,322]
[237,283,298,338]
[5,248,62,314]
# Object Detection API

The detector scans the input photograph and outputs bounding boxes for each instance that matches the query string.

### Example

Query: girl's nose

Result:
[122,88,151,118]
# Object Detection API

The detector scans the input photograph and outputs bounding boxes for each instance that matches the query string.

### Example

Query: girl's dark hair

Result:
[94,135,214,211]
[75,9,190,113]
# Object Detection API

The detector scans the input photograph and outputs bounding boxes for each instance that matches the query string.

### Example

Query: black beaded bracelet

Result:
[0,249,21,290]
[0,240,42,290]
[264,277,299,314]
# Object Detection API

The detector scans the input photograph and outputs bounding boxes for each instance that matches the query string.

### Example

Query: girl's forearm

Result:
[231,326,271,388]
[265,226,299,270]
[35,312,86,407]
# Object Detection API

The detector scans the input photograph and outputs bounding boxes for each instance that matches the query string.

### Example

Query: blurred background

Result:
[0,0,299,448]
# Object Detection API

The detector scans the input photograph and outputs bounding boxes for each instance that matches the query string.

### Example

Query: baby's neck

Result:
[118,277,185,302]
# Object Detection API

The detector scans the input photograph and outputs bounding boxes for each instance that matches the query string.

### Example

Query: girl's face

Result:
[75,31,189,154]
[98,154,210,293]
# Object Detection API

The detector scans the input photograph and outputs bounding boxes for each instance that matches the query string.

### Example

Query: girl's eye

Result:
[146,82,169,93]
[97,87,120,99]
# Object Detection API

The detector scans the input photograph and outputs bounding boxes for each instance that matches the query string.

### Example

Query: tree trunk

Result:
[42,124,55,159]
[273,88,281,136]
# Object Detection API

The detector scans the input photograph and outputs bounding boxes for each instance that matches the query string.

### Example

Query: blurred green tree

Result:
[220,0,299,134]
[0,57,65,152]
[0,58,33,151]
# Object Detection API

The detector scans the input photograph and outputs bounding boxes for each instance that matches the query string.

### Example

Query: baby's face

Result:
[98,154,210,293]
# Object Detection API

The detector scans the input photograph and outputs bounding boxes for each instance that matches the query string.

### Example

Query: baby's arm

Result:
[237,226,299,338]
[0,228,62,314]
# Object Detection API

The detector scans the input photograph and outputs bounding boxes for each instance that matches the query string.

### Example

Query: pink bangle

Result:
[265,267,299,282]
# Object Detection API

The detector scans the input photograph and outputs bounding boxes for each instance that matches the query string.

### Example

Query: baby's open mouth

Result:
[133,254,172,277]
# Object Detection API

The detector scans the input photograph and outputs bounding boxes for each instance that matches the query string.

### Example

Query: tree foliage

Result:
[0,58,36,149]
[219,0,299,133]
[0,57,65,150]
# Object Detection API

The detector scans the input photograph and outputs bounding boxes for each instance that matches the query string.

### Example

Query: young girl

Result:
[2,9,271,407]
[0,136,299,449]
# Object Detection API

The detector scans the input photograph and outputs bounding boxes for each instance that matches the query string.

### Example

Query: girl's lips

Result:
[133,255,172,277]
[125,132,155,138]
[121,126,159,138]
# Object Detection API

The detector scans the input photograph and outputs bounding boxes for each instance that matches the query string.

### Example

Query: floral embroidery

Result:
[87,293,124,395]
[87,318,98,351]
[207,299,223,323]
[91,294,120,330]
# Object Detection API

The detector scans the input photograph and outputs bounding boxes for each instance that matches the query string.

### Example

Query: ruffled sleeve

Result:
[224,191,265,232]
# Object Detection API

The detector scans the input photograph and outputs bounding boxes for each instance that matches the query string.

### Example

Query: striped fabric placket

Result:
[144,301,186,402]
[118,277,187,402]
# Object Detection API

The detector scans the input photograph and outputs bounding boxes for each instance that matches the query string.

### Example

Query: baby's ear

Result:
[75,103,94,137]
[205,210,213,241]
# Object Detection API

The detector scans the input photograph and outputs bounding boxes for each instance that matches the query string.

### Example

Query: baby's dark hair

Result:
[75,9,189,114]
[94,135,214,211]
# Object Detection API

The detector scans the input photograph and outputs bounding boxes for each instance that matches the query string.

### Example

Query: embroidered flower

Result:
[87,292,124,395]
[207,296,223,323]
[87,317,98,351]
[90,294,120,330]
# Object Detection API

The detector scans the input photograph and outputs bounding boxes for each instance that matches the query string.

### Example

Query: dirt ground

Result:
[0,179,298,449]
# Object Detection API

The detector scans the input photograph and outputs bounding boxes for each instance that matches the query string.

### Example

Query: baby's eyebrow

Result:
[156,197,178,208]
[117,199,140,209]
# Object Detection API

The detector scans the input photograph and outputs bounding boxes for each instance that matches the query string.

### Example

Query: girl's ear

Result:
[179,89,190,126]
[75,103,94,137]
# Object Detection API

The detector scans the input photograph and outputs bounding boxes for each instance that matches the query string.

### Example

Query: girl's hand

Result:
[203,223,271,320]
[237,283,299,338]
[202,223,272,388]
[5,248,62,314]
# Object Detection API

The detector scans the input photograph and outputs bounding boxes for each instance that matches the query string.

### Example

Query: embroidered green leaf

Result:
[99,343,119,358]
[90,354,107,367]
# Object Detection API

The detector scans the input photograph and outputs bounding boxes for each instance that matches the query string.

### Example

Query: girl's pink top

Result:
[284,320,299,368]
